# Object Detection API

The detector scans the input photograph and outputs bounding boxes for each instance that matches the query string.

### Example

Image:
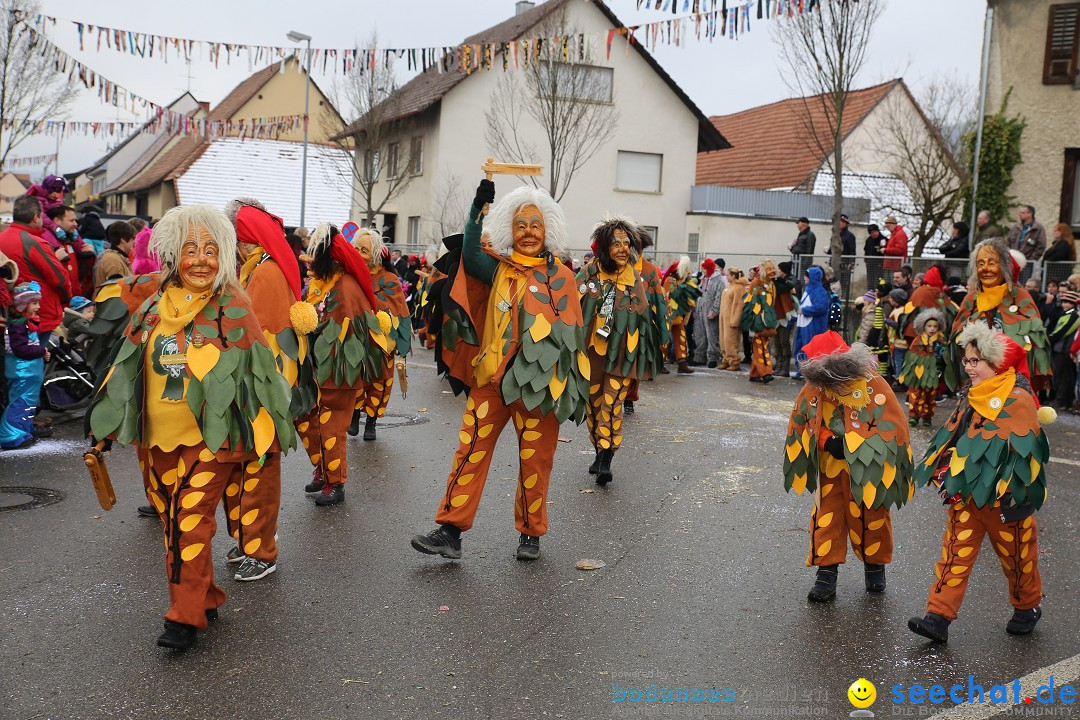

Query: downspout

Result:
[969,1,995,249]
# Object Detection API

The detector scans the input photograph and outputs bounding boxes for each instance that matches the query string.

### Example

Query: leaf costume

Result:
[783,333,913,568]
[663,272,699,363]
[741,274,778,379]
[625,256,669,405]
[913,367,1047,621]
[86,273,160,375]
[899,330,944,420]
[578,262,661,382]
[355,265,413,421]
[432,200,588,537]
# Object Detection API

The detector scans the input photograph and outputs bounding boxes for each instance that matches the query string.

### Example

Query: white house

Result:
[336,0,728,258]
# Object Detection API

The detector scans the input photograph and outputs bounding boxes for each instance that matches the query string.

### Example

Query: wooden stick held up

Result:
[478,156,544,218]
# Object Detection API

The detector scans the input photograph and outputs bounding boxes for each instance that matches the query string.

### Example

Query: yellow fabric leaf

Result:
[523,473,538,489]
[252,407,276,457]
[577,351,591,379]
[845,431,864,454]
[785,442,802,463]
[186,343,220,382]
[525,418,540,429]
[241,508,259,526]
[337,316,351,343]
[180,543,205,562]
[627,329,639,353]
[95,282,122,302]
[998,531,1014,542]
[914,365,924,380]
[881,462,896,489]
[243,538,262,555]
[867,518,887,531]
[1029,457,1041,480]
[862,482,877,508]
[522,430,542,442]
[956,529,973,541]
[179,515,202,533]
[476,401,490,420]
[181,491,205,509]
[791,473,807,494]
[456,474,474,486]
[864,541,882,557]
[957,546,974,557]
[528,313,552,343]
[816,512,834,528]
[950,453,967,476]
[549,372,567,401]
[450,494,470,508]
[815,539,832,557]
[188,472,216,489]
[528,497,543,514]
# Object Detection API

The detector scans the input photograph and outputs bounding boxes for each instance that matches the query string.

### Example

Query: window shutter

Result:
[1044,4,1080,85]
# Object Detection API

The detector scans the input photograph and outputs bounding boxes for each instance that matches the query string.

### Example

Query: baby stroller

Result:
[41,334,96,416]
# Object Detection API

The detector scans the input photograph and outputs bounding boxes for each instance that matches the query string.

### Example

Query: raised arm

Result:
[463,179,499,284]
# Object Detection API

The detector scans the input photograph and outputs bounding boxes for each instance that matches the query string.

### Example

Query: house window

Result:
[408,216,421,244]
[1044,3,1080,84]
[363,149,380,182]
[537,61,613,103]
[1064,149,1080,230]
[409,136,424,176]
[615,151,662,193]
[687,232,699,255]
[387,142,400,179]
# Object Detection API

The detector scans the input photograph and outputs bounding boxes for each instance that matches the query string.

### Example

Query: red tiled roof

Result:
[116,136,209,194]
[336,0,728,152]
[696,80,899,190]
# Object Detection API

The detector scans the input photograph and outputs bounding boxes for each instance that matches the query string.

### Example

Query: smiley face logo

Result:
[848,678,877,709]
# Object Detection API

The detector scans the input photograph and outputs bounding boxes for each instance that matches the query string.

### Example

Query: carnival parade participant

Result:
[783,331,913,602]
[741,261,780,384]
[297,224,384,506]
[578,216,661,485]
[719,268,747,371]
[662,256,700,374]
[348,227,411,441]
[86,205,295,649]
[413,246,442,350]
[947,239,1051,391]
[898,308,946,427]
[223,198,318,579]
[908,323,1051,643]
[411,178,588,561]
[623,226,669,412]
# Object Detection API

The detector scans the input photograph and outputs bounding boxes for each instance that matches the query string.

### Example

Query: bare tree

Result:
[325,32,419,227]
[424,168,467,245]
[0,0,79,167]
[875,77,975,256]
[773,0,882,271]
[484,8,617,202]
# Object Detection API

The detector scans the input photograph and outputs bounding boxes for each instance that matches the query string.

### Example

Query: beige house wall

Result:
[354,0,701,253]
[230,59,345,144]
[0,173,30,215]
[987,0,1080,227]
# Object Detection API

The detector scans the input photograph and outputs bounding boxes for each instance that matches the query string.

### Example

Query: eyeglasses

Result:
[960,357,986,368]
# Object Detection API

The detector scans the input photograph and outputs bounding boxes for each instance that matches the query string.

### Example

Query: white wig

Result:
[483,185,567,258]
[151,205,238,293]
[223,196,267,227]
[351,226,384,270]
[307,222,335,256]
[956,321,1006,369]
[968,238,1018,293]
[676,256,692,280]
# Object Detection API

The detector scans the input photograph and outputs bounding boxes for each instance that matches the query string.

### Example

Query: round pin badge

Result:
[874,394,886,405]
[530,285,539,292]
[1009,305,1018,313]
[852,421,860,429]
[579,283,587,294]
[990,397,1002,409]
[852,389,862,399]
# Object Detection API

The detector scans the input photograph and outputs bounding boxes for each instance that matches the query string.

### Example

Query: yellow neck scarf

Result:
[510,251,545,267]
[158,285,211,337]
[968,368,1016,421]
[599,263,636,290]
[976,282,1009,313]
[239,247,265,288]
[825,378,871,409]
[306,272,341,304]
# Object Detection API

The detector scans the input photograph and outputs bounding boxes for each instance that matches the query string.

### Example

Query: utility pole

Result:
[288,31,312,229]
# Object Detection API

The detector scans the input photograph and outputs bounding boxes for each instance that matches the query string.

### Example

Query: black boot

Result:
[588,451,600,475]
[595,449,614,486]
[156,620,197,649]
[623,401,635,414]
[1006,607,1041,635]
[807,564,838,602]
[864,563,887,593]
[411,524,463,559]
[908,613,950,643]
[363,415,377,441]
[137,505,157,517]
[347,409,362,437]
[516,533,540,561]
[314,482,344,506]
[304,468,325,494]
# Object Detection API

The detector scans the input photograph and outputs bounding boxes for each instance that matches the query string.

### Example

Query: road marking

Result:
[928,651,1080,718]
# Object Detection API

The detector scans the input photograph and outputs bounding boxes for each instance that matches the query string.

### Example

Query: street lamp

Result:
[287,30,312,229]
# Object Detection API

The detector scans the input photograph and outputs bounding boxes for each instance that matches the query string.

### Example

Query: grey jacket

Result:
[1006,221,1047,261]
[702,272,727,317]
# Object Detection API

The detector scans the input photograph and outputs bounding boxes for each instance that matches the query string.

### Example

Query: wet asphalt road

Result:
[2,348,1079,720]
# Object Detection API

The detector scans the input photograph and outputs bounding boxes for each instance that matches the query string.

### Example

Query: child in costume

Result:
[87,206,295,649]
[224,198,317,580]
[663,256,700,374]
[411,179,589,561]
[908,322,1052,643]
[349,227,411,441]
[783,331,913,602]
[297,224,384,506]
[898,308,946,427]
[578,216,661,485]
[740,261,779,384]
[1,283,48,450]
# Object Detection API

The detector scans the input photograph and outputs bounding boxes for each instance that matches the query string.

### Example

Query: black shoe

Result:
[707,361,718,369]
[347,409,361,437]
[921,418,933,427]
[137,504,157,517]
[314,483,344,506]
[864,563,886,593]
[807,564,838,602]
[908,417,918,427]
[762,374,775,384]
[749,376,764,384]
[411,525,463,559]
[1006,607,1042,635]
[234,557,277,581]
[363,415,377,441]
[304,469,325,494]
[623,401,635,415]
[908,613,950,643]
[205,608,219,622]
[595,449,614,486]
[588,451,600,475]
[31,426,53,439]
[689,359,705,367]
[156,620,197,649]
[516,533,540,561]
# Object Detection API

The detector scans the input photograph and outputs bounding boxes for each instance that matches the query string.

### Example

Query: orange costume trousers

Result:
[926,502,1042,622]
[142,444,239,629]
[750,332,774,379]
[223,452,280,563]
[907,387,936,420]
[356,356,395,419]
[297,386,355,486]
[671,320,688,363]
[435,383,560,536]
[807,468,893,567]
[587,368,630,452]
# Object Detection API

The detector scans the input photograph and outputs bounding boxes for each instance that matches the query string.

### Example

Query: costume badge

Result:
[496,300,512,312]
[579,283,587,294]
[529,285,539,293]
[192,332,205,349]
[989,397,1002,409]
[1009,305,1018,313]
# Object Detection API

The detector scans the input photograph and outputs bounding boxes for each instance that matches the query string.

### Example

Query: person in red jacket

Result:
[883,215,909,272]
[0,195,71,344]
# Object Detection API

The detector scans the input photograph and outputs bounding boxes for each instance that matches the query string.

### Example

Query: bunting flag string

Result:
[3,153,57,168]
[26,0,815,78]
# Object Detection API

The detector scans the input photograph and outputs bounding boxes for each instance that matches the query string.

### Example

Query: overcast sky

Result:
[22,0,987,177]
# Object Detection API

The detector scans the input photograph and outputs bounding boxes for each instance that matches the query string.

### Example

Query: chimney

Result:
[515,1,535,15]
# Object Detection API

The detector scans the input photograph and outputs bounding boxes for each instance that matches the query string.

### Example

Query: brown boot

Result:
[725,361,740,371]
[677,361,694,374]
